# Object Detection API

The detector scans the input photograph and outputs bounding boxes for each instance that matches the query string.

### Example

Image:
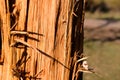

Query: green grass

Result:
[83,41,120,80]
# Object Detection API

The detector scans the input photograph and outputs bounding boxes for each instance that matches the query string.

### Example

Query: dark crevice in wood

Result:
[24,0,30,42]
[74,0,84,80]
[23,50,27,80]
[35,60,38,76]
[5,0,8,13]
[24,0,30,79]
[68,0,75,79]
[8,0,15,13]
[12,50,30,80]
[70,0,84,80]
[0,15,3,65]
[0,15,1,43]
[9,0,16,29]
[54,0,61,50]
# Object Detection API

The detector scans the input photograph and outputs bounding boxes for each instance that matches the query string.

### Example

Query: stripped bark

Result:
[0,0,85,80]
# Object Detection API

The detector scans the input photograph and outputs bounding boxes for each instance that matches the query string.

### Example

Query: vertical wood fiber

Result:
[0,0,12,80]
[0,0,85,80]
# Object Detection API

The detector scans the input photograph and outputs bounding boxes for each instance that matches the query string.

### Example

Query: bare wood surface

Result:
[0,0,13,79]
[0,0,84,80]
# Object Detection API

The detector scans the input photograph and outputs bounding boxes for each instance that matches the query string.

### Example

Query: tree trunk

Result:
[0,0,85,80]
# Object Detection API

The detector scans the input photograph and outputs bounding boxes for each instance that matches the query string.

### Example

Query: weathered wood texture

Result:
[0,0,85,80]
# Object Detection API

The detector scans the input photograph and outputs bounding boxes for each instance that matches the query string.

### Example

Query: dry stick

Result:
[10,31,29,35]
[72,12,78,17]
[72,57,88,80]
[10,21,18,31]
[76,69,93,74]
[20,77,23,80]
[76,69,103,78]
[76,57,88,63]
[12,39,70,70]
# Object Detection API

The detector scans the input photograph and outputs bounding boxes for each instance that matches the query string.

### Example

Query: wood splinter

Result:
[10,21,18,31]
[72,12,78,17]
[10,31,29,35]
[76,56,88,63]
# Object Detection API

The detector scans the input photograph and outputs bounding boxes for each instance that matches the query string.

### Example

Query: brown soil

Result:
[84,19,120,42]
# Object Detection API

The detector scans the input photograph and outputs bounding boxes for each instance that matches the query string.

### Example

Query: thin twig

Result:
[20,77,23,80]
[76,56,88,63]
[72,12,78,17]
[34,70,43,77]
[77,69,93,73]
[10,21,18,31]
[10,31,29,35]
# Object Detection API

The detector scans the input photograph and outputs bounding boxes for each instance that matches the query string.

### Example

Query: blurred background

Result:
[83,0,120,80]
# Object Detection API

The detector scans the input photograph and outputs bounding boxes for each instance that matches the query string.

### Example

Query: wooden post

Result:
[0,0,85,80]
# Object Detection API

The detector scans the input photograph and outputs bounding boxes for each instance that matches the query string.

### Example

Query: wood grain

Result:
[0,0,84,80]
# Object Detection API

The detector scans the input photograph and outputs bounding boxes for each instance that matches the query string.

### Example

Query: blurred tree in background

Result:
[85,0,120,13]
